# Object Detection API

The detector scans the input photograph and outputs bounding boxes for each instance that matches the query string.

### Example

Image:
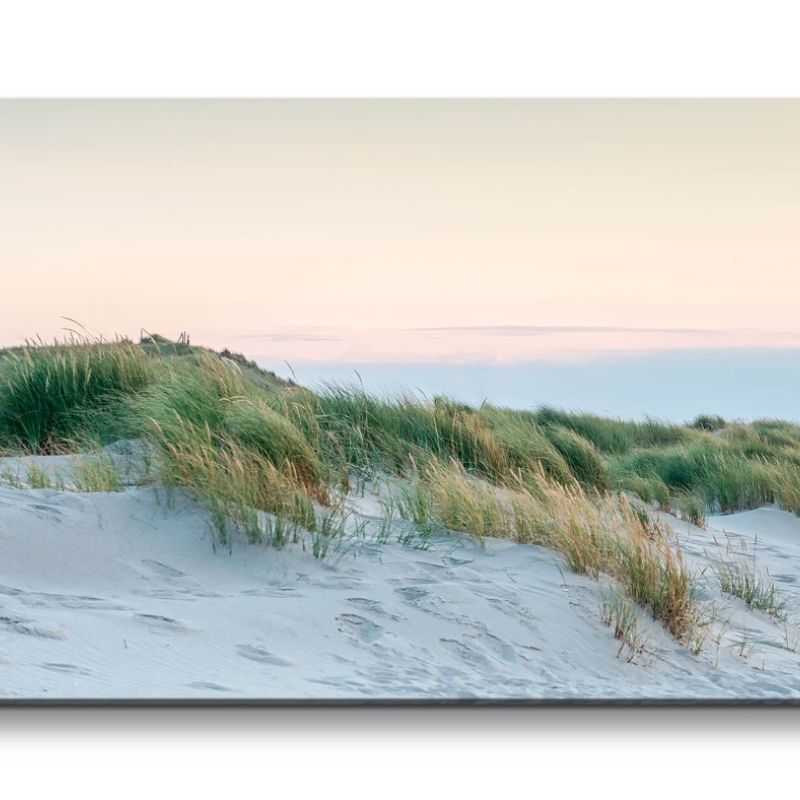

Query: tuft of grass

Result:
[151,415,318,547]
[71,454,123,493]
[615,473,671,509]
[0,456,123,494]
[394,459,699,643]
[691,414,727,432]
[716,558,787,618]
[26,463,63,490]
[307,507,350,560]
[510,475,698,640]
[601,589,648,662]
[608,441,800,516]
[0,461,65,491]
[309,386,512,481]
[128,353,328,523]
[223,397,324,490]
[751,418,800,449]
[0,465,23,488]
[398,459,507,544]
[508,471,610,575]
[0,336,152,453]
[372,496,399,545]
[607,497,698,642]
[540,424,609,491]
[477,406,575,485]
[672,492,708,528]
[535,406,689,454]
[131,359,324,491]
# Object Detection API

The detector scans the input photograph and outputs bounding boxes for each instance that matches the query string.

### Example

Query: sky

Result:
[1,100,799,353]
[1,100,799,417]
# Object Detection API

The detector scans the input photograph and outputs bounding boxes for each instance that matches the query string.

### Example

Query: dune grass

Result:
[0,336,152,453]
[151,415,319,546]
[131,354,325,491]
[691,414,727,432]
[397,459,511,543]
[71,453,123,493]
[535,406,690,453]
[716,558,787,619]
[608,442,800,520]
[601,589,648,661]
[397,458,699,641]
[514,474,698,641]
[1,334,799,636]
[27,463,63,490]
[0,455,121,493]
[5,334,792,527]
[285,387,516,481]
[539,424,609,491]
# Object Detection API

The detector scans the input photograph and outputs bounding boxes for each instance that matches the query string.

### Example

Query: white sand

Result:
[2,453,800,701]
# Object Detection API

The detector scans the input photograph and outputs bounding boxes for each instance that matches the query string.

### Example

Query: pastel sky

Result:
[2,100,800,362]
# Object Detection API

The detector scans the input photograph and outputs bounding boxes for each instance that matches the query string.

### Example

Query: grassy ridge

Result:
[3,335,800,524]
[2,334,799,644]
[0,337,152,452]
[3,336,800,524]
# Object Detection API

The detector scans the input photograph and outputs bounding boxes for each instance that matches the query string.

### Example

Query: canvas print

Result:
[2,99,800,703]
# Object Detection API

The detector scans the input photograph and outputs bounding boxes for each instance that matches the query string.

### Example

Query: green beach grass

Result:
[2,332,799,644]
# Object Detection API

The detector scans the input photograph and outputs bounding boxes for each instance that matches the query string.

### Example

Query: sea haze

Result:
[256,348,800,424]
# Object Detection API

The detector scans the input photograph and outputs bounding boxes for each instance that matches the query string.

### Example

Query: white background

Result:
[3,1,800,97]
[3,706,800,797]
[3,1,800,796]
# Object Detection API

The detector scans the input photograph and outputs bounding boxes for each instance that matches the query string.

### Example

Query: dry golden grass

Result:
[152,415,321,546]
[71,453,123,492]
[400,459,698,642]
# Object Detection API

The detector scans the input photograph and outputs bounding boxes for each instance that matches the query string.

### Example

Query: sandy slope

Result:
[1,456,800,701]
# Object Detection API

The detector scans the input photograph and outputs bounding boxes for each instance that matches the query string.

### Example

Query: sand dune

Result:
[1,457,800,701]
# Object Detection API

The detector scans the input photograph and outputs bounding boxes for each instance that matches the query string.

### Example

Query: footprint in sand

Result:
[176,588,221,598]
[346,597,405,622]
[29,503,62,514]
[438,637,494,669]
[0,616,66,639]
[467,630,519,664]
[40,662,92,676]
[188,681,234,692]
[241,587,303,598]
[392,586,449,617]
[442,556,475,566]
[485,596,538,624]
[236,644,294,666]
[134,613,195,635]
[132,588,183,600]
[141,559,187,578]
[17,591,130,612]
[19,504,64,523]
[336,613,385,644]
[394,586,429,604]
